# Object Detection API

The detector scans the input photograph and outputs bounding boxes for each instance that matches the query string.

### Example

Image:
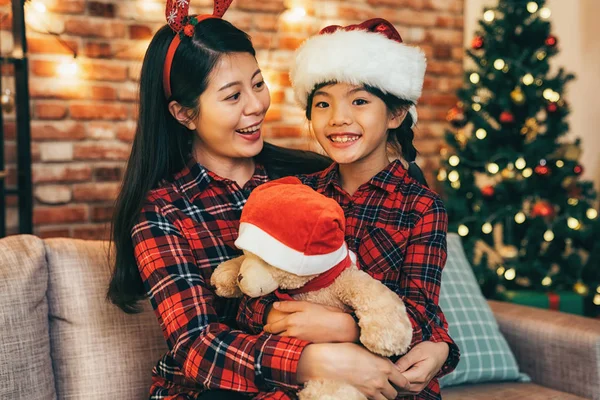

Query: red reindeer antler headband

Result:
[163,0,234,99]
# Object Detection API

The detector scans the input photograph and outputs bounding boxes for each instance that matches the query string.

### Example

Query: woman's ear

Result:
[388,108,407,130]
[168,101,197,130]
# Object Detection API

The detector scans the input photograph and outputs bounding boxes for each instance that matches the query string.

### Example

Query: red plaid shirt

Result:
[238,160,459,400]
[132,156,308,400]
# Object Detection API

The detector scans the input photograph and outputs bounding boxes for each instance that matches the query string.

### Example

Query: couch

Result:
[1,234,598,399]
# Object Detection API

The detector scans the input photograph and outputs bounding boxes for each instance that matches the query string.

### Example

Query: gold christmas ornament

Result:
[573,282,589,296]
[521,118,541,143]
[1,89,14,113]
[511,87,526,105]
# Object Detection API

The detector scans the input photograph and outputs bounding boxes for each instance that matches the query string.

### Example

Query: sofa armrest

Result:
[488,300,600,399]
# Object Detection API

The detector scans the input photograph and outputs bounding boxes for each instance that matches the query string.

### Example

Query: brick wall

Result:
[0,0,463,240]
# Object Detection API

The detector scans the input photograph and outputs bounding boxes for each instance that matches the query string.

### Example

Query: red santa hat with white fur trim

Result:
[290,18,426,127]
[234,177,353,276]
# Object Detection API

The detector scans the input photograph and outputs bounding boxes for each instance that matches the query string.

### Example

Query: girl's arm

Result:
[133,200,309,393]
[380,196,459,376]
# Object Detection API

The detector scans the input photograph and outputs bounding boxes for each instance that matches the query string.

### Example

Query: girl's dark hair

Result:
[108,19,330,313]
[305,82,418,162]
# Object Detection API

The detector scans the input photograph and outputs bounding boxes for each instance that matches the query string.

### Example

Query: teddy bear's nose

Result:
[237,274,244,283]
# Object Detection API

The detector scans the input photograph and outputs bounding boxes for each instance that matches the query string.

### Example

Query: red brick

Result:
[28,36,79,55]
[250,32,273,50]
[433,45,453,60]
[338,4,376,20]
[90,85,118,101]
[236,0,285,13]
[32,143,41,163]
[29,79,86,100]
[268,125,304,138]
[0,12,12,31]
[117,123,136,142]
[419,93,458,107]
[129,24,153,40]
[88,1,116,18]
[32,164,92,183]
[92,205,114,222]
[225,12,252,31]
[94,166,123,182]
[34,205,88,225]
[72,224,110,240]
[37,227,71,239]
[64,19,126,38]
[31,60,63,77]
[83,42,112,58]
[47,0,86,14]
[278,36,304,51]
[73,182,120,202]
[87,122,117,140]
[73,142,131,160]
[425,29,464,46]
[427,60,463,76]
[270,90,285,104]
[3,122,15,140]
[31,121,86,141]
[34,102,68,120]
[70,103,129,120]
[80,61,128,81]
[253,14,279,31]
[118,84,138,102]
[265,107,281,122]
[4,142,16,164]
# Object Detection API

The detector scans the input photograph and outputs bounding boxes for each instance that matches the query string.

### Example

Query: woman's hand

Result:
[394,341,449,394]
[264,301,359,343]
[297,342,410,400]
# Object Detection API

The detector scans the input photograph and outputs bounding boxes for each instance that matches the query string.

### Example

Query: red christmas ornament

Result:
[499,111,515,123]
[545,35,558,47]
[472,36,484,50]
[574,165,584,175]
[535,164,550,176]
[481,185,495,198]
[447,106,467,128]
[531,200,555,219]
[547,103,558,113]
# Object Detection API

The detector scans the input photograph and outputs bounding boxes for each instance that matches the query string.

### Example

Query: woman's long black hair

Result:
[107,19,330,313]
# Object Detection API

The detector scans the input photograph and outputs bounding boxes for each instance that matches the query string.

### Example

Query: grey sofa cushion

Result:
[0,235,57,400]
[45,238,167,400]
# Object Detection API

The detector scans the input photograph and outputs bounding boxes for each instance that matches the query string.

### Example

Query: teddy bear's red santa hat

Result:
[235,177,353,276]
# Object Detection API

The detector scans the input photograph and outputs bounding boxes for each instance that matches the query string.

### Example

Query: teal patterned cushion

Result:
[439,233,529,387]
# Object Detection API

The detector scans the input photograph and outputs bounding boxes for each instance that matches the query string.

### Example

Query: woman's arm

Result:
[133,201,309,393]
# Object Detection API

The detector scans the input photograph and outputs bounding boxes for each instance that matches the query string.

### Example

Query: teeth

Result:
[330,136,359,143]
[237,124,261,133]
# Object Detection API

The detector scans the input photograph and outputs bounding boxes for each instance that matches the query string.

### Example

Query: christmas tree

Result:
[439,0,600,313]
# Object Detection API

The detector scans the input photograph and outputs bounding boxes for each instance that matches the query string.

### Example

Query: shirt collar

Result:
[174,155,269,202]
[321,159,407,194]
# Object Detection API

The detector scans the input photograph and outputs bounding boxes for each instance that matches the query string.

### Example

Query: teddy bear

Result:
[210,177,413,400]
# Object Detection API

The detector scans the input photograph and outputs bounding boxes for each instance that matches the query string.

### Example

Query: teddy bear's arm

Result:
[210,255,245,297]
[334,269,413,357]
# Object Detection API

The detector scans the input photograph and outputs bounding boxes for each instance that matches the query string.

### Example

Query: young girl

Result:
[237,19,459,399]
[108,1,420,399]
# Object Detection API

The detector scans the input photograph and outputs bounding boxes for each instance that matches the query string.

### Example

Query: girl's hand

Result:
[394,341,449,394]
[264,301,359,343]
[297,342,410,400]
